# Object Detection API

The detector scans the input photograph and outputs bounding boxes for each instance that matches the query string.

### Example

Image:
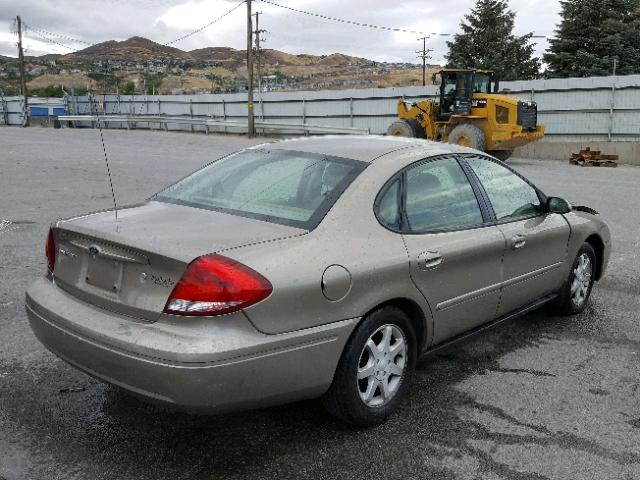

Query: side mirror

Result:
[547,197,572,214]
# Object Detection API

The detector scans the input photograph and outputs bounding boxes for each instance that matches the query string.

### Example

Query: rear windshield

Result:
[153,149,367,230]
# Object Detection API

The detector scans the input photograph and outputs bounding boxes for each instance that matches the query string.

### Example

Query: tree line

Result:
[445,0,640,80]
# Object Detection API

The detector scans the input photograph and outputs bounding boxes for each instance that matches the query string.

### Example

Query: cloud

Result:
[0,0,561,63]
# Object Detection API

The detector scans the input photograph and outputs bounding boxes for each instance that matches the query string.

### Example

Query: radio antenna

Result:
[90,94,118,222]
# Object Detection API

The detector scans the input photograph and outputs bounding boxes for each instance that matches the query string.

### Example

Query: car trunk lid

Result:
[51,201,305,321]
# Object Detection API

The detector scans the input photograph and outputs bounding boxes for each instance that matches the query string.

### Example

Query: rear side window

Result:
[376,179,401,230]
[465,156,541,220]
[404,157,484,232]
[154,149,366,230]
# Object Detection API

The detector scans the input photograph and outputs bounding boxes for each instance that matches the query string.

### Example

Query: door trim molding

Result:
[437,282,501,311]
[436,261,562,312]
[501,262,563,289]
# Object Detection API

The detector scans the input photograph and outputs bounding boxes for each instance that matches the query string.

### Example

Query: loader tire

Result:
[448,124,485,151]
[488,150,513,162]
[387,119,424,138]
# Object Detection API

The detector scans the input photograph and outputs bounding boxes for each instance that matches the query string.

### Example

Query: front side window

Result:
[465,156,542,221]
[404,157,484,232]
[153,149,366,230]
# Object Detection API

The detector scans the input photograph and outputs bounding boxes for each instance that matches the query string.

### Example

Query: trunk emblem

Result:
[139,272,174,288]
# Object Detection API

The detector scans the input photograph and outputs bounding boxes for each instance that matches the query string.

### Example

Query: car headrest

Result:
[322,163,347,191]
[409,171,442,191]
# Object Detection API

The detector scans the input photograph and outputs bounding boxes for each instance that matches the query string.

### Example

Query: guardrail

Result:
[57,114,370,135]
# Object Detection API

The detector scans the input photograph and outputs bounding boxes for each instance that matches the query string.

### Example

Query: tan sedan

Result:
[26,136,610,426]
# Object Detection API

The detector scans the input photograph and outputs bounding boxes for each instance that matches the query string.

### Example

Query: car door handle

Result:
[418,251,443,270]
[510,234,527,250]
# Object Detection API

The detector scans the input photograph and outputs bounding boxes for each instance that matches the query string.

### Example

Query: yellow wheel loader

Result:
[387,69,545,161]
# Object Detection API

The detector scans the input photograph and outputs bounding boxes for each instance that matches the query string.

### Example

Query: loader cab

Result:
[433,69,498,121]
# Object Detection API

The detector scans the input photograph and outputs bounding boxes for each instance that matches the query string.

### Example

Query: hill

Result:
[63,36,188,62]
[59,37,371,70]
[1,36,435,95]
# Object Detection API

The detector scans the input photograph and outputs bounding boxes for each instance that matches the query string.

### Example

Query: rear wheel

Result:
[448,124,486,151]
[552,243,596,315]
[488,150,513,162]
[387,119,424,138]
[322,306,417,427]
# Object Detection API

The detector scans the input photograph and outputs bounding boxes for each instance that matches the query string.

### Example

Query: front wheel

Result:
[448,124,486,151]
[552,243,596,315]
[322,306,417,427]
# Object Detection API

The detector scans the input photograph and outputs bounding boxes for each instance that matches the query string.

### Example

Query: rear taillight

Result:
[45,228,56,273]
[163,254,272,317]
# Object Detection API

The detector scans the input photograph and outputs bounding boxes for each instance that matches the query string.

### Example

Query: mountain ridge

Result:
[31,36,376,68]
[1,36,434,95]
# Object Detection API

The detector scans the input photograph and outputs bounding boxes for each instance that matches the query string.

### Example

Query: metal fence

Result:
[2,74,640,140]
[0,96,66,126]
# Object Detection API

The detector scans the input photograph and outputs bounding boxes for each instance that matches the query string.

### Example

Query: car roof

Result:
[251,135,474,163]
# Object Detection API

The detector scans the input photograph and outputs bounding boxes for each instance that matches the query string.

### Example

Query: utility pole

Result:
[246,0,255,137]
[416,36,432,87]
[253,11,266,93]
[16,16,29,127]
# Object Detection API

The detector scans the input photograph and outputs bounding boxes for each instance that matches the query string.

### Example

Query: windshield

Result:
[153,149,367,230]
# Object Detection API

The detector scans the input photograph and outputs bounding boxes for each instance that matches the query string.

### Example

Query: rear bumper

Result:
[26,277,358,412]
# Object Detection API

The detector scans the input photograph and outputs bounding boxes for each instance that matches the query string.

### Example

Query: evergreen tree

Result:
[544,0,640,77]
[445,0,541,80]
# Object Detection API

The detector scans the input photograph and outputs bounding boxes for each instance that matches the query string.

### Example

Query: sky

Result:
[0,0,562,64]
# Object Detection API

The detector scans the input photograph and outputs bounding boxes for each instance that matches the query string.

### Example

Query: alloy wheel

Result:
[571,253,592,307]
[357,324,407,407]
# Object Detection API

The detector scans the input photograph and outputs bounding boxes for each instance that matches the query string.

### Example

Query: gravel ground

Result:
[1,127,639,480]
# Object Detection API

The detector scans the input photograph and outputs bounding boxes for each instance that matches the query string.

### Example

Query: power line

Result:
[19,0,246,56]
[23,24,92,46]
[258,0,550,39]
[164,0,246,45]
[24,28,77,51]
[259,0,434,36]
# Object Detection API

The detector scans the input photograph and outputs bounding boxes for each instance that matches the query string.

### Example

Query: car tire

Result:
[552,243,597,315]
[488,150,513,162]
[322,306,417,427]
[448,124,486,151]
[386,119,424,138]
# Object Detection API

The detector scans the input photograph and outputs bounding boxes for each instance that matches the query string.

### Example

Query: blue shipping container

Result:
[30,107,49,116]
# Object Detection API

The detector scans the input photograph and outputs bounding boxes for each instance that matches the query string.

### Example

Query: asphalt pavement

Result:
[1,127,639,480]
